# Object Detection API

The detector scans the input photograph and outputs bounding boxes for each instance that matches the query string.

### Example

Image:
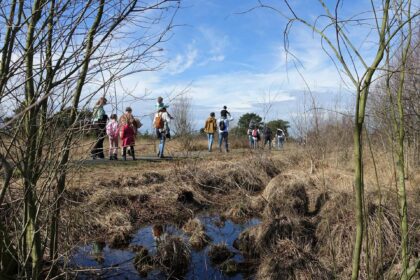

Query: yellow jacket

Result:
[204,117,217,134]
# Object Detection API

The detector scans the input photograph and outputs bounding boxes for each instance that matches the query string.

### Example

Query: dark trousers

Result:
[91,127,106,158]
[122,146,135,159]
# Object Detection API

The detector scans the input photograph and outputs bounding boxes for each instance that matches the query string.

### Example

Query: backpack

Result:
[219,119,226,131]
[154,113,164,129]
[252,129,259,137]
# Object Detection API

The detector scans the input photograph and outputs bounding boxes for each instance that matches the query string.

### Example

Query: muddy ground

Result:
[63,145,420,279]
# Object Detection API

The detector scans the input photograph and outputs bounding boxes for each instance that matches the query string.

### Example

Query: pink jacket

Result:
[106,120,119,138]
[120,124,135,147]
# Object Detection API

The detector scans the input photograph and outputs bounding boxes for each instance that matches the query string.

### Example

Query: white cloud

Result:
[196,26,229,66]
[166,44,198,75]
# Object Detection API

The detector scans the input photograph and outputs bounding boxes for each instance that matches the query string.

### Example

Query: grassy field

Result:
[60,136,420,279]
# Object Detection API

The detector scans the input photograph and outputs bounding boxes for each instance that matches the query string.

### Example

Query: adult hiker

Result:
[154,103,171,158]
[263,125,273,150]
[204,112,217,152]
[90,97,108,159]
[276,128,286,149]
[217,111,234,153]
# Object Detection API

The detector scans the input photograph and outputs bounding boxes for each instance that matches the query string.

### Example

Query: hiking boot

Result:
[122,155,127,161]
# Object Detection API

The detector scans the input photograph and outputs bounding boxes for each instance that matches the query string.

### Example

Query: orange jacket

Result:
[204,117,217,134]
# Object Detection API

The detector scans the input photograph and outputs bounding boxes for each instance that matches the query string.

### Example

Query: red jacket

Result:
[120,124,135,147]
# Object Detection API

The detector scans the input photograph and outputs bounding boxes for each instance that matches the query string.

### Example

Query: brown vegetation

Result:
[6,139,417,278]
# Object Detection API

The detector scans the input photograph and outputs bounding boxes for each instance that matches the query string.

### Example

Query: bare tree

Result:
[0,1,180,279]
[171,95,196,151]
[251,0,419,278]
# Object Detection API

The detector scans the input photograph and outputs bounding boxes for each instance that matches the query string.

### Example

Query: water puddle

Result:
[70,215,260,279]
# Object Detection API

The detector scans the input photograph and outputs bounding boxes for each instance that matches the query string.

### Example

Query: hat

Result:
[125,107,132,112]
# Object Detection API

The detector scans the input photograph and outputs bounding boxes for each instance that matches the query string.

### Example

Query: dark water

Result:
[70,215,260,279]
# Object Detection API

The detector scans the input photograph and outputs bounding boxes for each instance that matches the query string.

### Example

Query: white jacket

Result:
[154,111,171,132]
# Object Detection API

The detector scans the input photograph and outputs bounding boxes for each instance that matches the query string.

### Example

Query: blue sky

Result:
[110,0,381,133]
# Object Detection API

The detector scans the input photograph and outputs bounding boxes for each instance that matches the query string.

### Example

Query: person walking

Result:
[247,126,254,148]
[119,107,138,160]
[217,112,234,153]
[251,126,260,149]
[154,104,171,158]
[91,97,108,159]
[204,112,217,152]
[263,126,273,150]
[106,114,119,160]
[276,128,286,149]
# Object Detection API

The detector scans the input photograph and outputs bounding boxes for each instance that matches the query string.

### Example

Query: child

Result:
[220,105,231,118]
[156,96,174,119]
[120,119,136,161]
[106,114,119,160]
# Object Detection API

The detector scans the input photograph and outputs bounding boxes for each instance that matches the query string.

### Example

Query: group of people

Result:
[247,125,286,150]
[91,98,286,159]
[203,106,234,152]
[203,106,286,152]
[90,96,172,160]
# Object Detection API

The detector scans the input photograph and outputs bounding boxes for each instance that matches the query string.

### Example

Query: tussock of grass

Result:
[182,218,204,234]
[155,236,191,276]
[189,230,211,250]
[133,246,153,274]
[315,191,404,277]
[174,155,281,194]
[182,218,211,249]
[225,202,252,222]
[256,239,332,280]
[233,226,260,258]
[263,173,311,218]
[99,210,133,247]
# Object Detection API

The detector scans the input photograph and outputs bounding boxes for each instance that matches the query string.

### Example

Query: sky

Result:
[110,0,382,134]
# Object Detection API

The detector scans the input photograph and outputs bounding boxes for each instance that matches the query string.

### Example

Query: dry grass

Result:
[155,236,191,276]
[256,239,332,280]
[56,140,420,279]
[133,246,153,275]
[315,191,419,278]
[262,173,311,218]
[182,218,211,249]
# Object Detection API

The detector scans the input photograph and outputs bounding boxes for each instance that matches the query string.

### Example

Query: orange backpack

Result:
[154,113,164,129]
